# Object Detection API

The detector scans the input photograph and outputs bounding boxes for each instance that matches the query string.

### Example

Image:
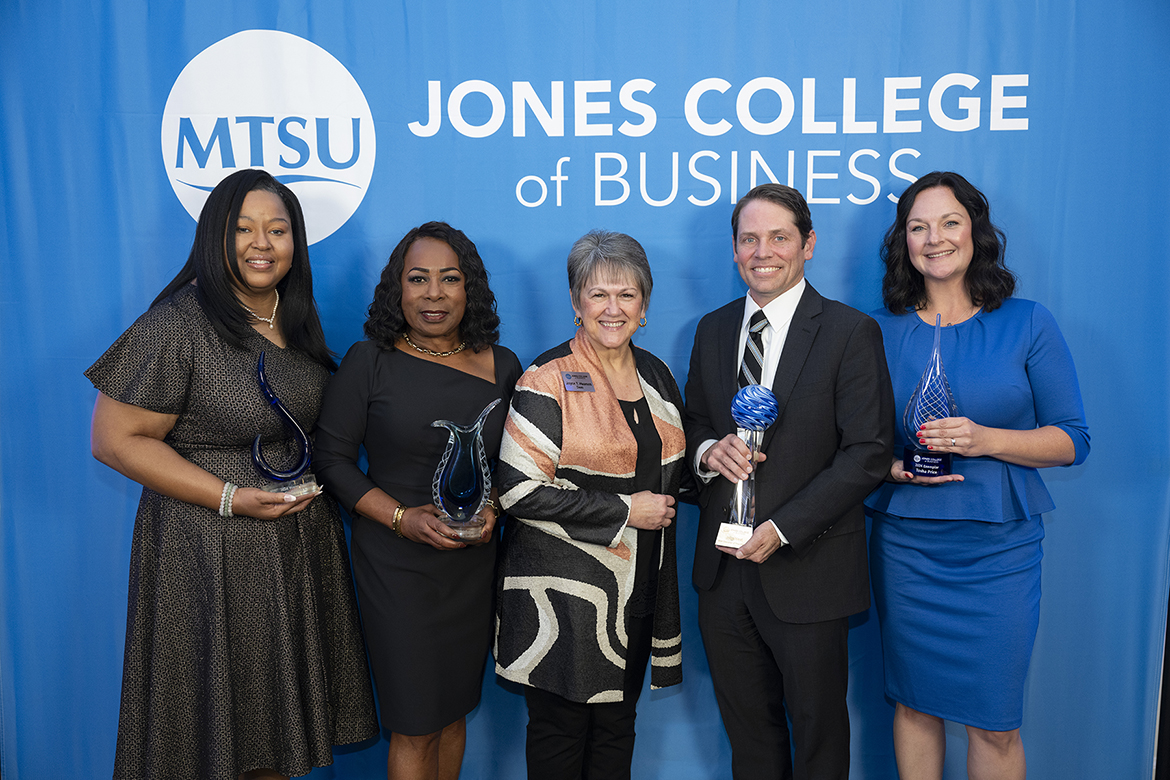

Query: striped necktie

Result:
[738,310,769,388]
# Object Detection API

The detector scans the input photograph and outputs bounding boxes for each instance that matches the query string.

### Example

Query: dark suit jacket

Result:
[685,284,894,624]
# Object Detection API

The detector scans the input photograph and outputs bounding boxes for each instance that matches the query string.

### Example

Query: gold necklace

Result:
[403,332,467,357]
[919,301,980,327]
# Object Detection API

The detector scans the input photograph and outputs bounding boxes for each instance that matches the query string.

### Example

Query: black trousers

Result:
[698,556,851,780]
[523,612,654,780]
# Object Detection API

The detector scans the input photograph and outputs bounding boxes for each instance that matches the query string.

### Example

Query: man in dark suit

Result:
[684,183,894,779]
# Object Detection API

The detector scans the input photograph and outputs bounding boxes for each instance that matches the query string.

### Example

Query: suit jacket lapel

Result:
[762,285,822,451]
[715,300,744,434]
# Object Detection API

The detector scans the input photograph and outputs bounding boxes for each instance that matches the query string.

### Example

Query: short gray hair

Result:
[566,230,653,308]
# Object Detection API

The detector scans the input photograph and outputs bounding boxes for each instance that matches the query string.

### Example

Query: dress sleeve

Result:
[1027,303,1090,465]
[496,345,524,391]
[314,342,383,515]
[497,368,633,548]
[84,301,193,415]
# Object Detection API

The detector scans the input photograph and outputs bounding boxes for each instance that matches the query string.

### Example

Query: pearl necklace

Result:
[403,332,467,357]
[244,289,279,329]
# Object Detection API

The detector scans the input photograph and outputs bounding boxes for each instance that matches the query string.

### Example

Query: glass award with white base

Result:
[715,384,779,549]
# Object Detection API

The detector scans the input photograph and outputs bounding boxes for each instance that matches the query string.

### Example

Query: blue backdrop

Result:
[2,1,1167,778]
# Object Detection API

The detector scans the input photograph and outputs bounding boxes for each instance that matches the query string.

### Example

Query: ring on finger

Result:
[951,437,956,446]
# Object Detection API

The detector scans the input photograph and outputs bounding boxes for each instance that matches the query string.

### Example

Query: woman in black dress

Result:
[315,222,522,780]
[87,169,377,779]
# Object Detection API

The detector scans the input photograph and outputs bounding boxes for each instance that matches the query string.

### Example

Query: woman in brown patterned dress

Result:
[87,169,377,779]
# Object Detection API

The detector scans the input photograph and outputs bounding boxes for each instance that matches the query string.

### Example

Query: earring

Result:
[639,317,647,327]
[574,316,582,327]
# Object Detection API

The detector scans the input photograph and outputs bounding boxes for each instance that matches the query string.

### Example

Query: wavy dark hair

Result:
[364,222,500,352]
[153,168,336,370]
[880,171,1016,315]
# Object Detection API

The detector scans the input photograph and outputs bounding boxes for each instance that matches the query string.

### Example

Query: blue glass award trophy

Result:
[715,384,780,549]
[252,351,319,496]
[903,314,959,477]
[431,398,502,540]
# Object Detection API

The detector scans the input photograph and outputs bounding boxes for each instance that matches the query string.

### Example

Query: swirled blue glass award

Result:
[715,384,780,549]
[431,398,502,540]
[252,351,319,496]
[903,314,959,477]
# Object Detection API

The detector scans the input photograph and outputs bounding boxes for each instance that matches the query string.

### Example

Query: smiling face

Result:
[733,199,815,306]
[400,237,467,345]
[572,269,646,357]
[905,186,974,286]
[232,188,294,301]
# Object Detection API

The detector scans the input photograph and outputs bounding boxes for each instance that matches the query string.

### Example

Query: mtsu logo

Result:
[161,30,375,244]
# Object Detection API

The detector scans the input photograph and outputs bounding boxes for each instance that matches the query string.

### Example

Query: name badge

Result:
[562,371,595,392]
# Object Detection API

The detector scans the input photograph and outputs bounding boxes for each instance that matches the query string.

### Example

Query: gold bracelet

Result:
[484,498,498,514]
[392,504,407,538]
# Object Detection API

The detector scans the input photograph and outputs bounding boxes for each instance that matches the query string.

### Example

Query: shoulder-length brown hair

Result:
[880,171,1016,314]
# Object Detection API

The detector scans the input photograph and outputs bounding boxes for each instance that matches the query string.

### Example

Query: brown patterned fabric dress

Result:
[86,285,377,779]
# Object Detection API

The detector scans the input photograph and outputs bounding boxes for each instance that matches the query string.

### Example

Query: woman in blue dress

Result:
[866,171,1089,779]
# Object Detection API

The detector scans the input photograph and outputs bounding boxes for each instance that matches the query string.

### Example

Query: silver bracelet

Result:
[219,482,237,518]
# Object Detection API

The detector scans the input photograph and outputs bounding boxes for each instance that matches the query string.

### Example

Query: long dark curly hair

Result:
[880,171,1016,315]
[153,168,335,370]
[364,222,500,352]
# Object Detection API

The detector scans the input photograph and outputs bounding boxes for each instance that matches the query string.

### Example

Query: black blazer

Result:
[684,284,895,623]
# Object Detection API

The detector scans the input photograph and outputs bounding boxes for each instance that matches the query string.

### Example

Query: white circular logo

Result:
[161,30,375,244]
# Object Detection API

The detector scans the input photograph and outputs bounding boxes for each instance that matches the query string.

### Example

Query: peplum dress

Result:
[314,340,522,735]
[85,285,377,779]
[865,298,1089,731]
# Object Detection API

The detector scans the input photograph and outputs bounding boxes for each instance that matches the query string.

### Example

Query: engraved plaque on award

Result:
[903,314,959,477]
[715,384,780,549]
[431,398,502,540]
[252,351,319,496]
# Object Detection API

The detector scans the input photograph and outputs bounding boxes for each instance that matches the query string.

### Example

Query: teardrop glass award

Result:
[430,398,502,540]
[902,314,959,476]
